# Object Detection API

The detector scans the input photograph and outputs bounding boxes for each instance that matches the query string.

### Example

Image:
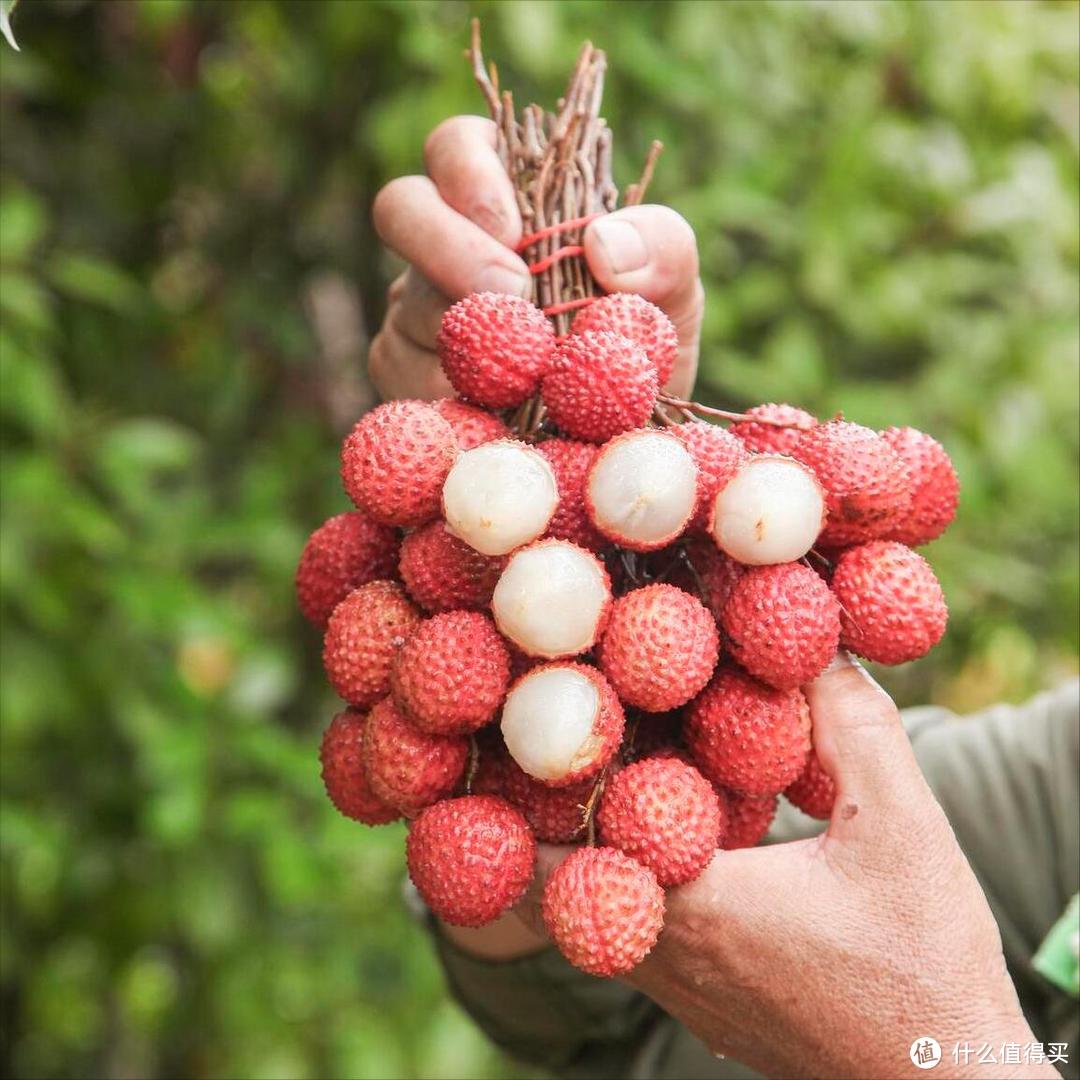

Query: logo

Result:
[910,1038,941,1070]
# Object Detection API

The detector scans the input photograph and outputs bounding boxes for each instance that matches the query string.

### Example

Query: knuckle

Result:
[372,176,426,237]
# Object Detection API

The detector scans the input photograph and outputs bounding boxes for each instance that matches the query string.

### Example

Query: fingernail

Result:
[474,264,532,298]
[590,218,649,275]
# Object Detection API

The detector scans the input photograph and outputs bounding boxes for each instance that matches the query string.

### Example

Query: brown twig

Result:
[658,393,811,428]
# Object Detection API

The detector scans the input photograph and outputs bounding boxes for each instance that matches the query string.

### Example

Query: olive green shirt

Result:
[430,680,1080,1079]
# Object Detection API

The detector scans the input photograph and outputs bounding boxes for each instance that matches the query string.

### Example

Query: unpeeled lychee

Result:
[721,563,841,690]
[570,293,679,386]
[831,541,947,664]
[729,403,817,455]
[296,510,399,627]
[319,709,400,825]
[880,426,959,546]
[398,522,505,613]
[437,292,556,408]
[598,584,719,712]
[784,751,836,820]
[322,581,422,707]
[719,789,778,849]
[597,756,722,886]
[664,535,745,623]
[542,330,658,443]
[391,611,510,735]
[362,696,467,812]
[541,846,665,977]
[433,397,511,450]
[341,400,457,527]
[537,439,607,552]
[406,795,536,927]
[673,421,749,531]
[685,667,811,797]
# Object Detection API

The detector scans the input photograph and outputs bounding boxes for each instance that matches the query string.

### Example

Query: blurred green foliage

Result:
[0,1,1076,1077]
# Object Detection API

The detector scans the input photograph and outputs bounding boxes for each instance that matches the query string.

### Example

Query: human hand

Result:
[369,116,703,402]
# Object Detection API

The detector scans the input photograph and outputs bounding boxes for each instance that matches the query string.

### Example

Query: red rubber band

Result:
[543,296,598,317]
[515,213,603,253]
[528,245,584,275]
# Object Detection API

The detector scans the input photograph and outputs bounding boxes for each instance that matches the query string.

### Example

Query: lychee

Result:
[597,584,719,712]
[586,429,698,551]
[719,789,778,849]
[791,420,912,546]
[542,330,658,443]
[729,403,817,455]
[491,539,611,659]
[398,522,506,613]
[541,846,665,977]
[319,709,400,825]
[341,400,457,527]
[437,292,556,409]
[406,795,536,927]
[570,293,679,386]
[391,611,510,735]
[709,454,825,566]
[672,421,750,531]
[880,426,959,546]
[663,535,745,623]
[322,580,422,707]
[296,510,400,627]
[685,667,811,797]
[442,439,559,556]
[624,710,685,763]
[500,662,624,787]
[721,563,841,690]
[433,397,511,450]
[537,439,607,553]
[597,756,722,886]
[784,751,836,820]
[831,541,948,664]
[362,696,467,812]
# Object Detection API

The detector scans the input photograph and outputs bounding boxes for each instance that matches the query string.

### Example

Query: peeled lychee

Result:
[398,522,505,613]
[597,756,722,886]
[719,789,778,849]
[341,400,457,527]
[880,426,959,546]
[500,662,624,787]
[586,429,698,551]
[598,584,719,712]
[831,541,948,664]
[391,611,510,735]
[542,846,665,977]
[362,696,467,812]
[784,751,836,820]
[319,709,400,825]
[673,421,750,531]
[322,580,422,707]
[296,510,400,627]
[406,795,536,927]
[491,539,611,659]
[685,667,811,797]
[537,439,607,552]
[437,292,556,408]
[542,330,659,443]
[729,403,817,455]
[442,439,558,556]
[791,420,912,546]
[570,293,679,386]
[721,563,841,690]
[709,455,825,565]
[433,398,511,450]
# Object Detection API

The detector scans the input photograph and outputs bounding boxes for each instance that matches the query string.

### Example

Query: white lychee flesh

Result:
[586,430,697,550]
[710,455,824,565]
[501,666,601,782]
[442,440,559,556]
[491,540,610,658]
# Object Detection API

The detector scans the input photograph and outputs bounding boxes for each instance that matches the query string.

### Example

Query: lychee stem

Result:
[465,734,480,794]
[582,770,607,846]
[657,393,812,427]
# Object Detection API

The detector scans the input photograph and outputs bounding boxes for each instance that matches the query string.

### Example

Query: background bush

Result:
[1,1,1076,1077]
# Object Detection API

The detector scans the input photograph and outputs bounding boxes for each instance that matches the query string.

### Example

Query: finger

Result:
[366,322,453,402]
[390,269,450,351]
[373,175,531,301]
[424,116,522,246]
[512,842,575,939]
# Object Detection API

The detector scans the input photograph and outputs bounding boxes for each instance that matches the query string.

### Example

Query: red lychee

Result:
[537,439,607,552]
[663,535,746,623]
[570,293,679,386]
[784,751,836,820]
[398,522,506,613]
[880,426,959,546]
[729,403,817,455]
[432,397,511,450]
[672,421,749,530]
[718,789,778,849]
[319,709,400,825]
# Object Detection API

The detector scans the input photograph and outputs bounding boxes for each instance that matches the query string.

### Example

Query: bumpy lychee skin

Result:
[721,563,841,690]
[729,403,817,455]
[500,662,625,787]
[791,420,912,546]
[542,846,665,977]
[673,422,749,530]
[598,756,722,886]
[341,400,457,527]
[598,584,719,712]
[391,611,510,735]
[433,398,511,450]
[437,292,556,408]
[322,581,422,707]
[663,535,745,624]
[406,795,536,927]
[880,426,959,546]
[831,541,948,664]
[784,751,836,820]
[537,439,607,552]
[685,667,811,797]
[362,697,467,812]
[398,522,505,614]
[719,789,778,849]
[319,709,400,825]
[570,293,679,386]
[542,330,659,443]
[296,510,400,627]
